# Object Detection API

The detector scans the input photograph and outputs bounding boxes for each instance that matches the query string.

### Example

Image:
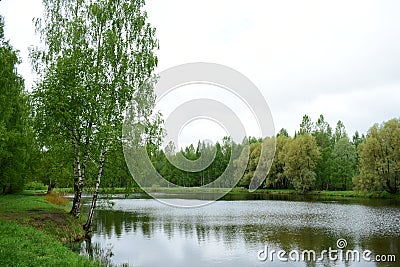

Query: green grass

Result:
[49,186,400,201]
[0,220,98,266]
[0,194,99,267]
[0,194,86,242]
[309,190,400,199]
[129,186,399,199]
[51,187,136,195]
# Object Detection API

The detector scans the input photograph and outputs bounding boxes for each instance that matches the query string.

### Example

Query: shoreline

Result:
[0,194,99,266]
[41,187,400,201]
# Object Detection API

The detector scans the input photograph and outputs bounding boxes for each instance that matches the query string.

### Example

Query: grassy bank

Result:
[46,186,400,201]
[0,194,99,267]
[306,190,400,199]
[235,188,400,200]
[158,186,395,199]
[142,186,400,199]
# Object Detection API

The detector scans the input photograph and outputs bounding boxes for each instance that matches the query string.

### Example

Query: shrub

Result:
[45,192,69,206]
[24,181,47,191]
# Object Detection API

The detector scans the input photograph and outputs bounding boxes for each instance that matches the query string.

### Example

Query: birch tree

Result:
[31,0,158,231]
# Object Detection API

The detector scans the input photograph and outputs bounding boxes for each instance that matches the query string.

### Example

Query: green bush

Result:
[24,181,47,191]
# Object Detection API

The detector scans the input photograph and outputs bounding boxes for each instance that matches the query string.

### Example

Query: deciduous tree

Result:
[331,137,357,190]
[31,0,158,232]
[353,119,400,193]
[283,134,320,192]
[313,114,334,190]
[265,135,291,189]
[0,16,32,194]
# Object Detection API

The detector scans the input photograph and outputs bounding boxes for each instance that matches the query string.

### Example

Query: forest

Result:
[111,114,400,194]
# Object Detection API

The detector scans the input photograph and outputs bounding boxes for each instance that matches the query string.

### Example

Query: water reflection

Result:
[82,197,400,267]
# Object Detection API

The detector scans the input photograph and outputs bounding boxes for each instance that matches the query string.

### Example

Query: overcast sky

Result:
[1,0,400,147]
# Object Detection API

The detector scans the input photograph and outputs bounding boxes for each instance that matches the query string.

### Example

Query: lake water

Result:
[80,194,400,267]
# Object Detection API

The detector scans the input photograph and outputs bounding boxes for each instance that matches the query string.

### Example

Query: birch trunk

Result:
[83,147,107,233]
[70,138,81,217]
[70,164,84,217]
[70,138,85,218]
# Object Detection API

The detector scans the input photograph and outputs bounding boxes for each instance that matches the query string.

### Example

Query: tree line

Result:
[98,113,400,195]
[146,114,399,194]
[154,115,400,194]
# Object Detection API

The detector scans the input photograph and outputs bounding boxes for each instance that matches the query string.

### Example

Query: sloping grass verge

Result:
[0,194,99,266]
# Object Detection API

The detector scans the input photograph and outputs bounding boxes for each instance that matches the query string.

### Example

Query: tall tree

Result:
[277,128,289,138]
[352,130,364,148]
[265,135,291,189]
[0,16,32,194]
[334,120,347,143]
[239,142,261,188]
[314,115,333,147]
[31,0,158,231]
[313,114,334,190]
[299,114,314,135]
[235,137,275,189]
[351,130,364,177]
[283,134,320,192]
[330,137,357,190]
[353,119,400,194]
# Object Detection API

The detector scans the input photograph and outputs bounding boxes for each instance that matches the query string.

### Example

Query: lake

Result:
[80,194,400,267]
